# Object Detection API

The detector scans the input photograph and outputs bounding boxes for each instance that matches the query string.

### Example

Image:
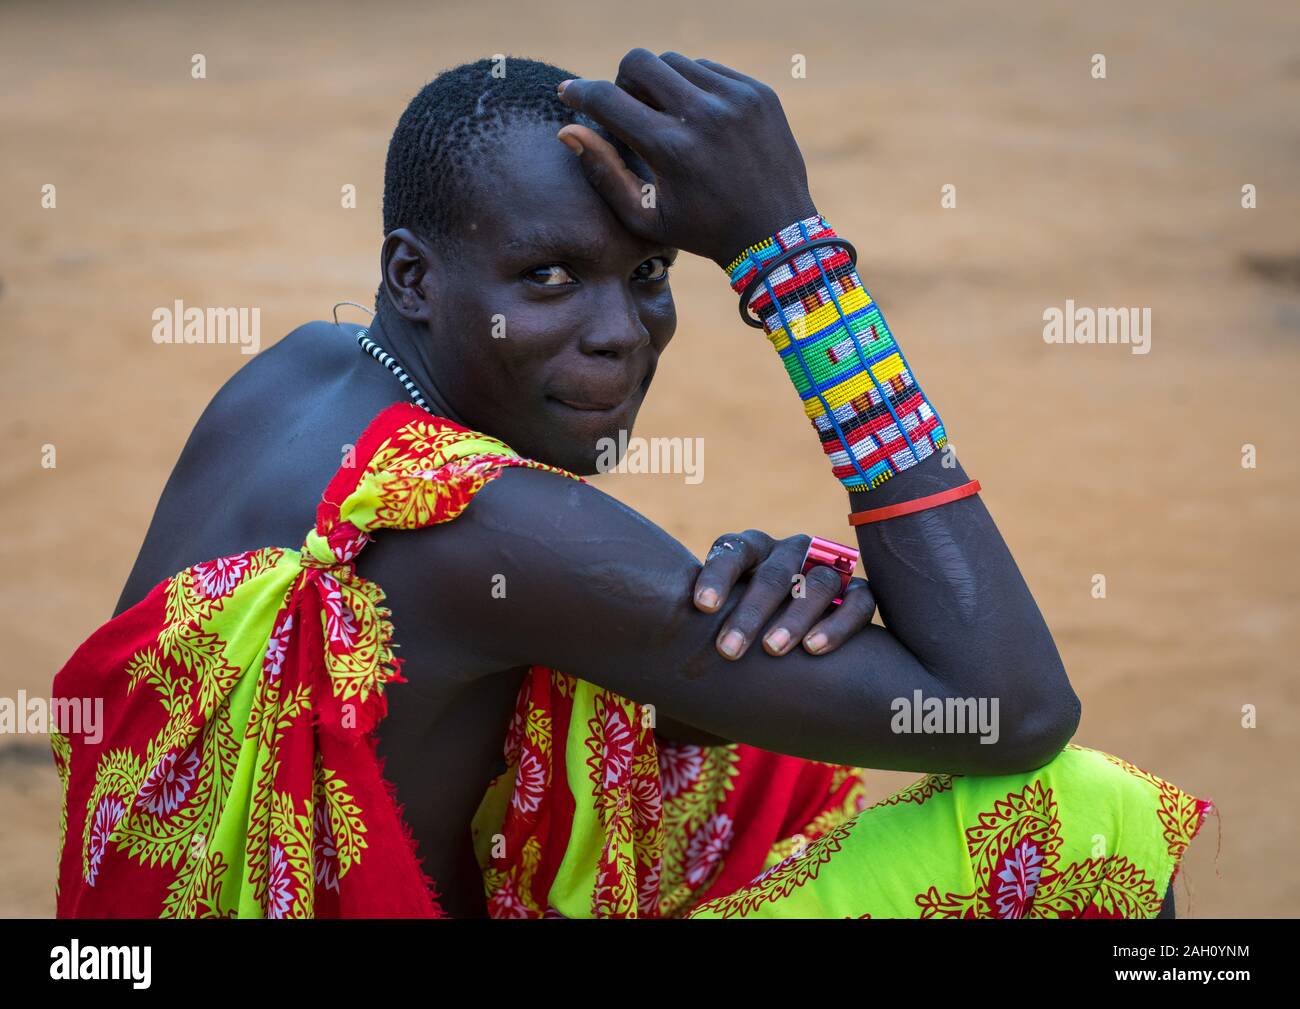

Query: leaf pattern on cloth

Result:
[686,744,1211,920]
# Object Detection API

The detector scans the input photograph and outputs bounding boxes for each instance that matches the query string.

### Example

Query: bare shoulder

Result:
[115,322,401,612]
[196,322,371,422]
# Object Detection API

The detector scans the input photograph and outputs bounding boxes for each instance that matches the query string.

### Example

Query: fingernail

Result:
[719,629,745,658]
[696,588,718,610]
[557,79,573,95]
[804,632,828,654]
[765,628,791,654]
[557,132,583,156]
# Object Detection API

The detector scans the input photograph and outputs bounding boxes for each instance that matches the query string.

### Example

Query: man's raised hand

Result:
[555,49,818,267]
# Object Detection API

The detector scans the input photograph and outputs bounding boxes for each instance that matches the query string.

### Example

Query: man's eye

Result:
[524,264,577,286]
[634,256,671,282]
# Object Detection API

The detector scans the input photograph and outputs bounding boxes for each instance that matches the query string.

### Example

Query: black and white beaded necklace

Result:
[355,327,433,414]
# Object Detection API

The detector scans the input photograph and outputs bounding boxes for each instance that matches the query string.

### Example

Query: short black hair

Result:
[382,55,594,249]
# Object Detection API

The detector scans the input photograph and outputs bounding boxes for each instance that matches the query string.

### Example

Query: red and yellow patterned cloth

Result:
[51,403,1210,918]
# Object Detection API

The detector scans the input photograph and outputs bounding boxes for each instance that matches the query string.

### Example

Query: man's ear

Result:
[380,228,439,322]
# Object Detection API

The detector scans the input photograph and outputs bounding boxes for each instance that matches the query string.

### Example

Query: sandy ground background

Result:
[2,0,1297,918]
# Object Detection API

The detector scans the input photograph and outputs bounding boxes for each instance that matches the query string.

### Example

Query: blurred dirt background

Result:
[2,0,1297,916]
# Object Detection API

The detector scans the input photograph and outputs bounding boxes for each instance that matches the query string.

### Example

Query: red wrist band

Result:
[847,479,981,527]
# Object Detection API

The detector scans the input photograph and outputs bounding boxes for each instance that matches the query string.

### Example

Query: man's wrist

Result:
[721,215,948,494]
[722,214,835,301]
[712,195,820,271]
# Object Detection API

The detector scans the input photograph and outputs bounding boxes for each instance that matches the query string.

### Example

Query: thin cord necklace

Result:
[355,327,434,414]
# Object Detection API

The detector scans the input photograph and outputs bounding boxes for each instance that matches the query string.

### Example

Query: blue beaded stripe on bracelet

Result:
[784,218,921,462]
[745,242,876,487]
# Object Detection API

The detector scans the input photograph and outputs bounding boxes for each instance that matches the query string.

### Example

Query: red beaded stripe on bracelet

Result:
[847,479,981,526]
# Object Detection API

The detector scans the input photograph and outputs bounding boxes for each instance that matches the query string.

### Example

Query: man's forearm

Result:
[722,216,1076,733]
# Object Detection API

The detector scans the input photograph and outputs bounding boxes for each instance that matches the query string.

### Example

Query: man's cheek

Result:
[649,298,677,350]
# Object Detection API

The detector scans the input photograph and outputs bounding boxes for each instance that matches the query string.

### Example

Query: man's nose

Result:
[578,283,651,358]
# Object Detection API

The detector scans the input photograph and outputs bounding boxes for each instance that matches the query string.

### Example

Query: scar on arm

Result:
[873,510,981,623]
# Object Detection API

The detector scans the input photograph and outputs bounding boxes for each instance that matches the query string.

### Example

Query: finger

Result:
[761,565,845,655]
[614,47,698,112]
[716,535,808,660]
[696,59,777,105]
[657,51,730,94]
[695,58,757,85]
[694,530,772,613]
[556,78,669,156]
[802,579,877,655]
[554,125,657,237]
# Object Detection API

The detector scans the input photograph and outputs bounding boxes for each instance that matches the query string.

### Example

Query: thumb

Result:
[555,124,657,238]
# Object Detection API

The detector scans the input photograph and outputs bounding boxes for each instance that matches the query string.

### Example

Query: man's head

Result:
[378,57,678,475]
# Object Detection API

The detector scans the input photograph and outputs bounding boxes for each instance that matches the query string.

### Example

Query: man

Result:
[51,51,1208,918]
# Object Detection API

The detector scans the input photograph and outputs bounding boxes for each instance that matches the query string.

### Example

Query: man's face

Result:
[423,120,677,475]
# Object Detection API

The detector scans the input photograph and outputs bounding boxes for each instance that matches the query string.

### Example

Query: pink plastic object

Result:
[800,535,859,606]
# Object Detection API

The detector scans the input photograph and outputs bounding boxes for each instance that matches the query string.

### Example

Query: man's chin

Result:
[514,442,611,478]
[536,402,642,476]
[566,421,639,477]
[487,395,646,475]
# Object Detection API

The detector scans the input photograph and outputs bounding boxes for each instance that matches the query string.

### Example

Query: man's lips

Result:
[550,397,629,412]
[548,373,650,414]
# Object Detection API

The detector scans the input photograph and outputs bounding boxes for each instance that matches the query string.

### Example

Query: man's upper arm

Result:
[409,466,1072,774]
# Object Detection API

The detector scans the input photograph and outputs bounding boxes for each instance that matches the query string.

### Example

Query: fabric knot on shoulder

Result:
[310,403,586,548]
[300,524,369,572]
